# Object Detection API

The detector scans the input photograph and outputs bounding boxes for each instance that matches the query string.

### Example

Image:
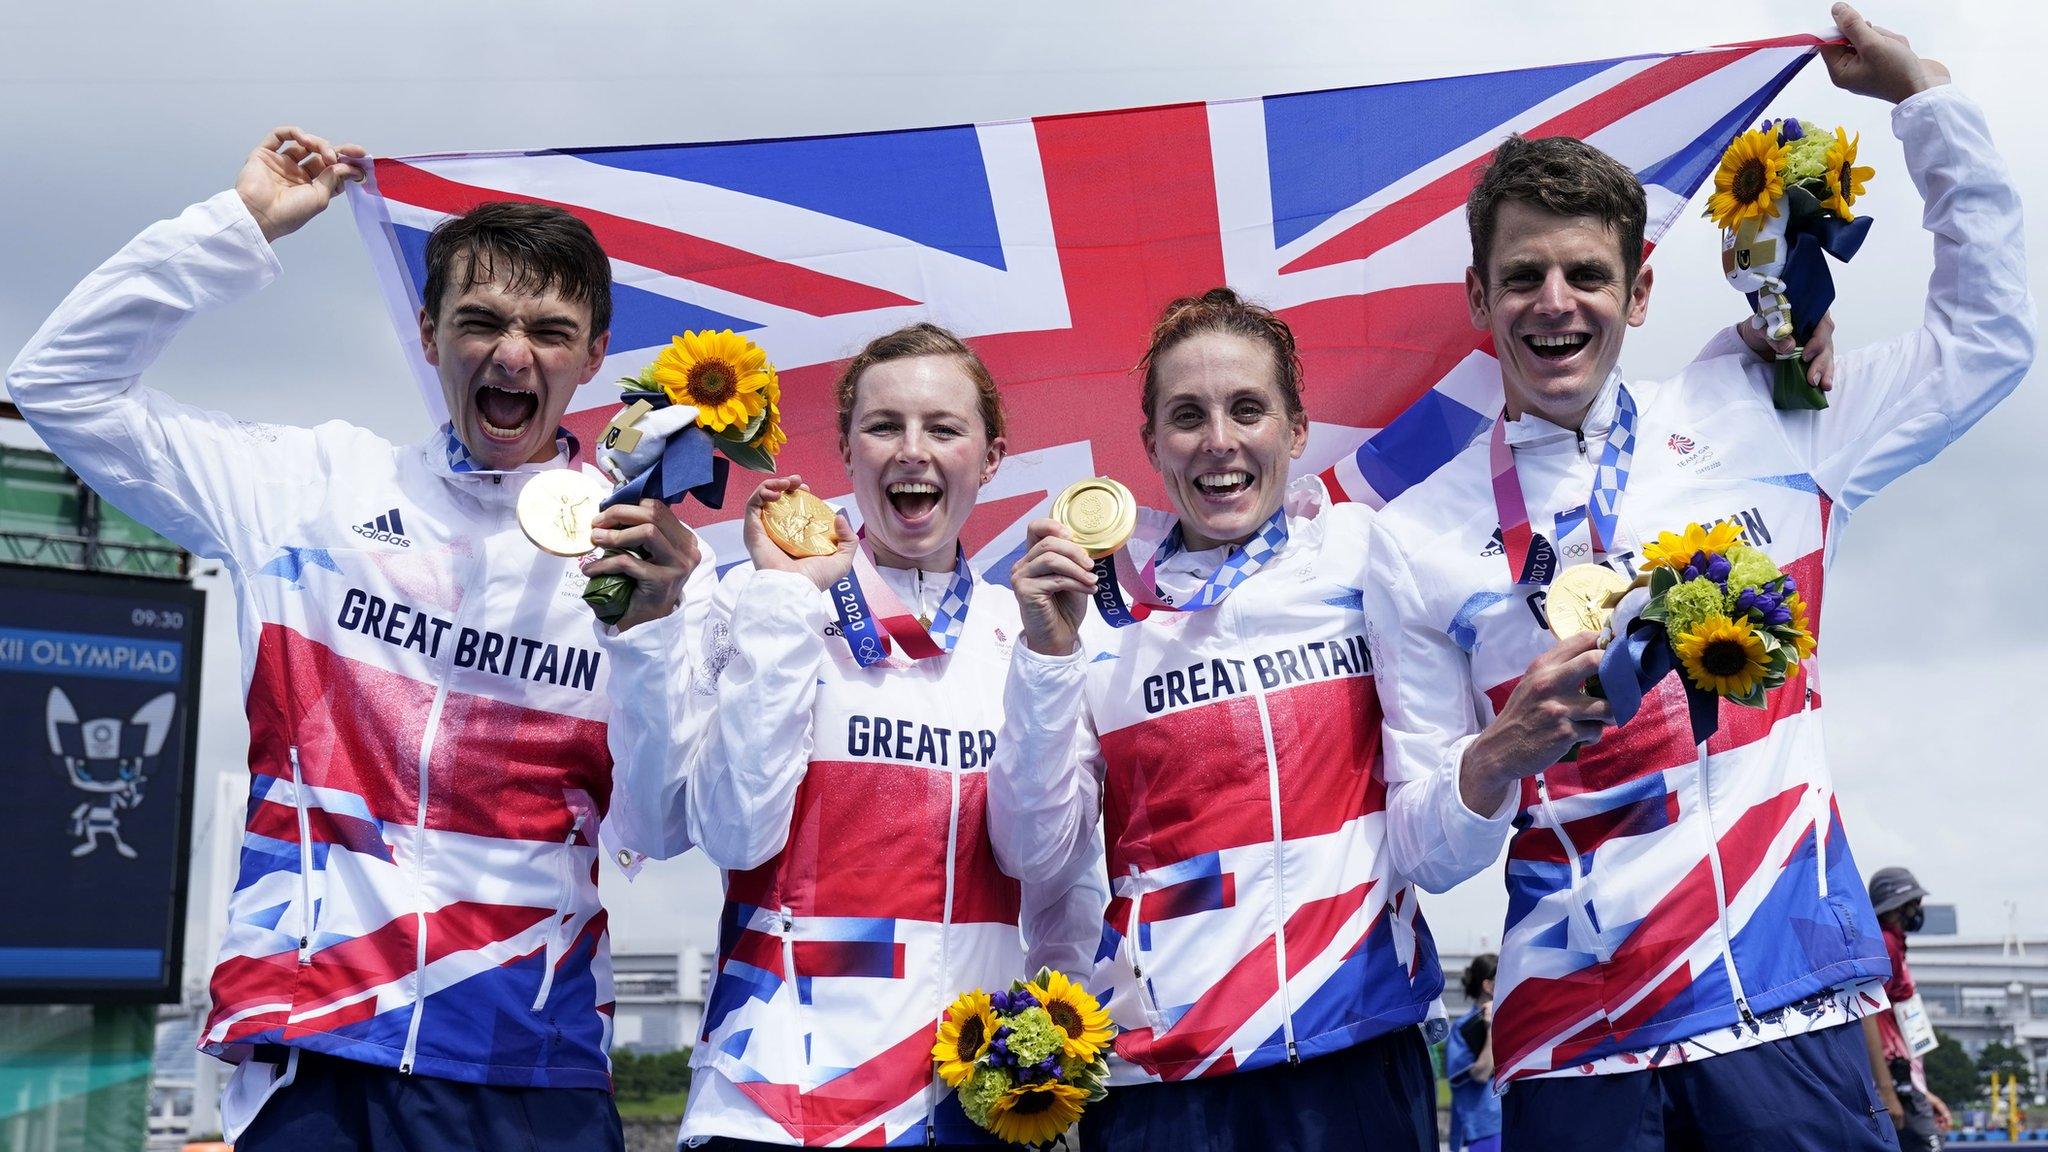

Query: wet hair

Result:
[421,201,613,341]
[1462,953,1498,1001]
[1138,287,1305,426]
[833,322,1007,442]
[1466,134,1649,289]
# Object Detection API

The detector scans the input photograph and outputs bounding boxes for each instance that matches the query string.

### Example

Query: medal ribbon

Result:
[441,423,578,475]
[828,536,975,668]
[1488,377,1638,586]
[1089,508,1290,629]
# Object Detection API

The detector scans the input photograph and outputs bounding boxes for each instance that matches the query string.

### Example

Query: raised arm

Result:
[1786,7,2035,505]
[988,519,1106,884]
[5,129,369,561]
[683,477,857,870]
[596,508,717,862]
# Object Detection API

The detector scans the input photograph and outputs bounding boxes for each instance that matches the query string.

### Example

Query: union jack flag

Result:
[345,35,1822,575]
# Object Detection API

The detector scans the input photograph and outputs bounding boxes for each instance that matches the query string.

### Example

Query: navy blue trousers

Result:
[236,1049,625,1152]
[1501,1022,1896,1152]
[1082,1026,1437,1152]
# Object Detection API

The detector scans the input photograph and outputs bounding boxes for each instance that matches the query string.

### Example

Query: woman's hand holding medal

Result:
[1011,520,1098,657]
[746,476,856,591]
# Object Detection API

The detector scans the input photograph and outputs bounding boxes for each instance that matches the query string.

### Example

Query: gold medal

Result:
[518,468,609,557]
[1547,563,1632,640]
[1050,477,1137,558]
[761,488,839,558]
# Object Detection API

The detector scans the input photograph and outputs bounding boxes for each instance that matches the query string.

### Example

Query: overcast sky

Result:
[3,0,2041,984]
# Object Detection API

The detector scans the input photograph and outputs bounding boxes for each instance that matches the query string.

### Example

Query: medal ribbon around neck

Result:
[1487,378,1639,587]
[442,423,578,475]
[1088,507,1290,629]
[828,533,975,668]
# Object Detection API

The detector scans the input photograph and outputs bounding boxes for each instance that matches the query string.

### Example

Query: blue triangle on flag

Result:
[1262,57,1615,249]
[568,124,1007,270]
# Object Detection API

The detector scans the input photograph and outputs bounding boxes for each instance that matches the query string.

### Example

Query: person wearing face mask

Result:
[6,129,712,1149]
[1362,7,2032,1151]
[991,289,1477,1151]
[1865,868,1952,1150]
[611,323,1106,1149]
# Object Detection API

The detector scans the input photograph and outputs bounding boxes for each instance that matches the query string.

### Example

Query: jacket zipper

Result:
[530,812,586,1012]
[1533,774,1605,960]
[1125,864,1160,1021]
[1250,684,1298,1063]
[926,761,964,1145]
[290,746,316,964]
[398,547,470,1075]
[1691,743,1757,1026]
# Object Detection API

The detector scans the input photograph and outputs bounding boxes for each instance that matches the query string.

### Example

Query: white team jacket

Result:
[7,190,713,1095]
[1366,86,2034,1084]
[613,562,1106,1147]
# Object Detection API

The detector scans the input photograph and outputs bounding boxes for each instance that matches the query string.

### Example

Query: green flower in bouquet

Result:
[1660,577,1730,640]
[959,1064,1015,1128]
[1724,543,1783,593]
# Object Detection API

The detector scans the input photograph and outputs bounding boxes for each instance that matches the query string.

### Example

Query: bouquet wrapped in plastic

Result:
[1709,117,1876,410]
[933,969,1113,1148]
[581,330,785,622]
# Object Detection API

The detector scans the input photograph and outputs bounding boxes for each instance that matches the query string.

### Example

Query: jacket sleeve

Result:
[1366,517,1515,893]
[988,642,1105,886]
[5,191,337,565]
[682,568,828,871]
[597,540,722,862]
[1779,86,2035,509]
[1018,816,1110,982]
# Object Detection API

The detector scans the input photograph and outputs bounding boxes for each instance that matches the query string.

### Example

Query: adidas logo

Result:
[352,508,412,548]
[1480,528,1505,558]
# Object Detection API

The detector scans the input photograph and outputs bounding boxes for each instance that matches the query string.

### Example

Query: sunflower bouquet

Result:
[582,330,786,622]
[934,969,1112,1148]
[1596,521,1815,743]
[1708,117,1876,411]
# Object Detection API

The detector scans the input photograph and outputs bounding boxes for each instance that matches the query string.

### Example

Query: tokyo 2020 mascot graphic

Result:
[46,687,177,859]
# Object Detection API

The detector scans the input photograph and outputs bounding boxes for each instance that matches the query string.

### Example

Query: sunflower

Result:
[1641,521,1744,572]
[1674,614,1771,698]
[1026,970,1114,1063]
[1822,127,1875,220]
[1783,591,1817,660]
[986,1080,1087,1146]
[649,330,773,433]
[1707,129,1789,231]
[933,991,999,1087]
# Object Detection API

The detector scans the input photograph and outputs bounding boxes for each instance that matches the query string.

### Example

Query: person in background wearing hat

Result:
[1445,955,1503,1152]
[1867,867,1952,1151]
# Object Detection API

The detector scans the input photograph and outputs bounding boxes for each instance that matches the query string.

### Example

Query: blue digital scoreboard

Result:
[0,564,204,1002]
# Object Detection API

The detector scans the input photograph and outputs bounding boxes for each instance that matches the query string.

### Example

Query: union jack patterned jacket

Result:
[634,565,1105,1146]
[1364,87,2034,1085]
[993,487,1506,1084]
[7,191,714,1098]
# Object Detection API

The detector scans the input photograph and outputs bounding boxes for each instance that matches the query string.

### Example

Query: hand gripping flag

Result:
[346,35,1824,580]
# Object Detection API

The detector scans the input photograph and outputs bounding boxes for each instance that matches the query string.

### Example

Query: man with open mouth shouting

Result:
[1364,6,2033,1151]
[8,127,714,1151]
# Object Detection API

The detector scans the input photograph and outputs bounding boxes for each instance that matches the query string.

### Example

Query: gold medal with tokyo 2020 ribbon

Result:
[518,468,609,557]
[1051,477,1137,558]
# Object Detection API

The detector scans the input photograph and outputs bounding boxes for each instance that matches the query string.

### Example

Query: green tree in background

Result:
[1923,1029,1980,1106]
[613,1047,693,1101]
[1977,1040,2035,1092]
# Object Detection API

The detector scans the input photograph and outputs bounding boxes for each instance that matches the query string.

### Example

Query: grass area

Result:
[616,1091,689,1120]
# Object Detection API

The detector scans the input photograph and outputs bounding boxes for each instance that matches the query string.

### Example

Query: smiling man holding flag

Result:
[1363,6,2033,1149]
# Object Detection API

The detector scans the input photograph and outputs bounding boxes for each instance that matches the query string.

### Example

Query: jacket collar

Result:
[1502,369,1622,453]
[423,423,581,489]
